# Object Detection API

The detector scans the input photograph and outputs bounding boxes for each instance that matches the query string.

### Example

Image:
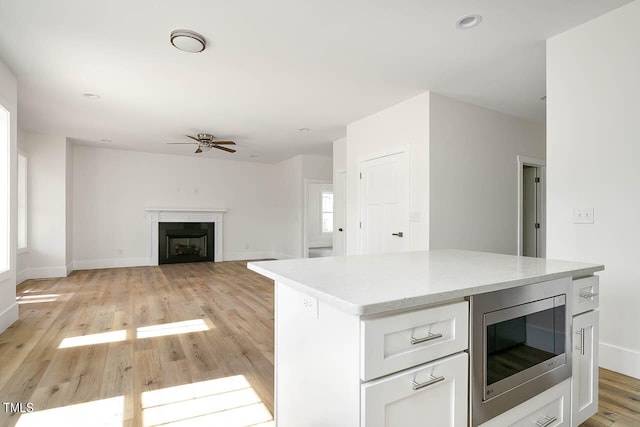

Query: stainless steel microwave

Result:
[470,277,572,426]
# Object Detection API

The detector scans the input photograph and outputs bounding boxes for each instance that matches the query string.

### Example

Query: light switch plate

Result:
[573,208,594,224]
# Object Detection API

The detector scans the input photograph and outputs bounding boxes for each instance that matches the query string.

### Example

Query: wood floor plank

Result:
[0,261,274,427]
[3,261,637,427]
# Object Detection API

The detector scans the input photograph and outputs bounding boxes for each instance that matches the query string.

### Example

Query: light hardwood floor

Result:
[0,261,274,427]
[1,262,639,426]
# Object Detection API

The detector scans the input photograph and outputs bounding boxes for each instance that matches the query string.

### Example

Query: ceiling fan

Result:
[168,133,237,153]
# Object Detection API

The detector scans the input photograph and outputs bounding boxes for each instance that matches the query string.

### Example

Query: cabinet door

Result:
[361,352,467,427]
[572,310,599,426]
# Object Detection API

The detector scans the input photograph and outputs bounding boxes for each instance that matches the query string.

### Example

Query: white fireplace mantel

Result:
[145,208,227,265]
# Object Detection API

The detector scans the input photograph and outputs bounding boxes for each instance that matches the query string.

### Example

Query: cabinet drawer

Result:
[479,379,570,427]
[361,301,468,381]
[361,352,468,427]
[572,276,599,315]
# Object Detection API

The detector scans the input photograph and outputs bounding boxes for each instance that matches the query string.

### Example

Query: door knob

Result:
[392,232,404,237]
[338,228,343,232]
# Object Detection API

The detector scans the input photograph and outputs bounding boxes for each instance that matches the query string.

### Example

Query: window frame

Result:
[320,190,334,234]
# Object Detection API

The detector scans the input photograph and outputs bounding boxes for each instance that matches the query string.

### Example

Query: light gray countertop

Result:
[248,250,603,316]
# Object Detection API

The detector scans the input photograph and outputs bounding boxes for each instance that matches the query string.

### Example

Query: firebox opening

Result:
[159,222,214,264]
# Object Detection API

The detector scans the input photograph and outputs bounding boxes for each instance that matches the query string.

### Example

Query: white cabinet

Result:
[572,309,599,426]
[361,352,468,427]
[479,380,571,427]
[570,275,599,426]
[274,283,468,427]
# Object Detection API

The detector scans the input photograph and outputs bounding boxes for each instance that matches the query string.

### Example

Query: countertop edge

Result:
[247,261,604,316]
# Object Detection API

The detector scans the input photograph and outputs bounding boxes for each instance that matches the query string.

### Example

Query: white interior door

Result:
[333,171,347,256]
[360,151,410,255]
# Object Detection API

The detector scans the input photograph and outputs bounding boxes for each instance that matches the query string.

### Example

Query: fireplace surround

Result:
[145,208,227,265]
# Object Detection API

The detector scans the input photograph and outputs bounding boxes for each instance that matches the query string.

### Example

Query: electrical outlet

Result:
[573,208,594,224]
[302,296,318,318]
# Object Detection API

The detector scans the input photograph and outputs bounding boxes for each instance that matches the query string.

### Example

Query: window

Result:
[17,152,26,251]
[0,104,9,274]
[321,191,333,233]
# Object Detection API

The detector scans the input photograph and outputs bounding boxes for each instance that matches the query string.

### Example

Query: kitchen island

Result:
[248,250,603,427]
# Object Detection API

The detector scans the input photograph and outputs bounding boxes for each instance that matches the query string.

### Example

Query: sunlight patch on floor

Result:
[142,375,273,427]
[15,396,124,427]
[58,330,127,349]
[16,293,60,304]
[136,319,211,339]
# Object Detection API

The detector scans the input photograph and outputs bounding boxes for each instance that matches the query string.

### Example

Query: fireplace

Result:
[145,208,227,265]
[158,222,214,264]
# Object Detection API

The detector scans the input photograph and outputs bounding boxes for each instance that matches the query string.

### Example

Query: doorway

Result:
[359,149,410,255]
[303,180,333,258]
[517,156,545,257]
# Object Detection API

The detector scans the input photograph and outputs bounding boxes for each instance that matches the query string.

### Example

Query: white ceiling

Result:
[0,0,632,163]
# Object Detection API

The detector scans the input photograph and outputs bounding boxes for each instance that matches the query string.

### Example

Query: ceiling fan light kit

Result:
[170,29,206,53]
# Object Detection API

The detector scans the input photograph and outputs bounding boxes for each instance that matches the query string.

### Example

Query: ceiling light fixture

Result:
[170,29,206,53]
[83,93,100,99]
[456,14,482,29]
[100,139,111,143]
[298,128,310,132]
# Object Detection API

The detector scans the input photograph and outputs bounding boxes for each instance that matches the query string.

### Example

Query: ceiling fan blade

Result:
[167,142,198,144]
[186,135,201,142]
[211,141,236,145]
[213,145,236,153]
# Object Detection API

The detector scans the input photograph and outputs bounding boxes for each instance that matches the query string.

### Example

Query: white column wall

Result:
[547,1,640,378]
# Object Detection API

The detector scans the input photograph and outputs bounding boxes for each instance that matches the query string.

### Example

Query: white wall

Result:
[73,145,284,266]
[272,154,333,259]
[333,137,346,173]
[429,93,545,255]
[0,56,18,333]
[547,1,640,379]
[345,93,430,254]
[72,147,332,266]
[19,132,69,278]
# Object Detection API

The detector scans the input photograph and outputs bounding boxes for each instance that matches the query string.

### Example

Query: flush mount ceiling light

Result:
[170,29,206,53]
[100,139,112,143]
[83,93,100,99]
[456,14,482,29]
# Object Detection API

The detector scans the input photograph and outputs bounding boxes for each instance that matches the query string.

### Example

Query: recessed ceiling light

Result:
[298,128,310,132]
[170,29,206,53]
[83,93,100,99]
[456,14,482,30]
[100,139,111,143]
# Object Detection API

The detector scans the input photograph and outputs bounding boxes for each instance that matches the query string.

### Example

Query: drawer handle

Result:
[575,328,585,356]
[412,375,445,391]
[536,415,557,427]
[580,291,599,299]
[410,332,443,345]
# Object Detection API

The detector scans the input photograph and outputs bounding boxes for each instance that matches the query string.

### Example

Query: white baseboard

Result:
[0,302,19,334]
[28,266,68,280]
[223,251,273,261]
[270,252,301,260]
[66,263,74,275]
[600,341,640,379]
[73,257,150,271]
